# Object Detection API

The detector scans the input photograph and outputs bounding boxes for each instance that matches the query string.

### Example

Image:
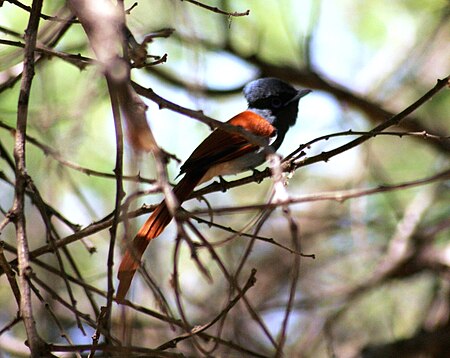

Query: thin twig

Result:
[30,273,120,344]
[104,71,125,338]
[186,220,279,348]
[132,81,269,148]
[181,0,250,17]
[27,279,80,356]
[26,180,86,334]
[0,117,156,185]
[284,129,449,164]
[157,269,257,350]
[89,307,108,358]
[293,75,450,170]
[6,0,76,22]
[0,241,21,306]
[190,213,309,257]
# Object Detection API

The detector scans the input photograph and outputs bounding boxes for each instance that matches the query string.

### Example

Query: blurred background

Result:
[0,0,449,357]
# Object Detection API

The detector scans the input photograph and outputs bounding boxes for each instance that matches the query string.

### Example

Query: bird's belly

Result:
[199,151,266,184]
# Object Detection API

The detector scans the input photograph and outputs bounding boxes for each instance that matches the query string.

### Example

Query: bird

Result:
[117,77,311,301]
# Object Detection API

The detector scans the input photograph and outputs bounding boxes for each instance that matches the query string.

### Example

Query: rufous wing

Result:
[179,111,276,174]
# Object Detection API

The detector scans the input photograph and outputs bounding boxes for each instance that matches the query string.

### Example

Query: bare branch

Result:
[12,0,46,355]
[191,168,450,215]
[181,0,250,17]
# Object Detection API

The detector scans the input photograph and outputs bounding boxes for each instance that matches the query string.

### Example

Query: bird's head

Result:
[244,77,311,131]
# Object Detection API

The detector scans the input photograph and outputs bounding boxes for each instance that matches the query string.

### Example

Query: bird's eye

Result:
[271,98,283,108]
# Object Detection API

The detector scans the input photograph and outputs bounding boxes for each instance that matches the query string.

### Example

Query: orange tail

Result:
[117,172,204,301]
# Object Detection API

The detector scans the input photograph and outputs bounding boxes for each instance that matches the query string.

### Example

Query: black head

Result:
[244,78,311,148]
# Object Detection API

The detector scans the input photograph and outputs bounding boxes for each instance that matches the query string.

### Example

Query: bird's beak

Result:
[294,89,312,101]
[285,89,312,106]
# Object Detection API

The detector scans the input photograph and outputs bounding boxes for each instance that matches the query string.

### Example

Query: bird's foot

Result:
[217,176,228,192]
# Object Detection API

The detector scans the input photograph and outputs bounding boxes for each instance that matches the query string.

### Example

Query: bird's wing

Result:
[179,110,276,174]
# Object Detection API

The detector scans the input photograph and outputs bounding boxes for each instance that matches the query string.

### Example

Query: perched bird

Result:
[117,78,311,301]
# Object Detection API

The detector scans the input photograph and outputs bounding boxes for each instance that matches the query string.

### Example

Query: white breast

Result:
[199,151,267,184]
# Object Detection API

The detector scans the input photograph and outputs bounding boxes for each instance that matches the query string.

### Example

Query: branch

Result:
[361,327,450,357]
[294,75,450,169]
[11,0,46,355]
[181,0,250,17]
[132,81,269,147]
[5,0,75,22]
[0,241,21,307]
[0,120,157,184]
[0,7,76,94]
[190,168,450,215]
[68,0,156,153]
[269,155,301,357]
[157,269,257,351]
[156,32,449,154]
[247,56,450,154]
[104,62,125,335]
[283,129,449,164]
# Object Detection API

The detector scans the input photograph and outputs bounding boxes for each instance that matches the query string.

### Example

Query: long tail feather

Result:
[117,171,204,301]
